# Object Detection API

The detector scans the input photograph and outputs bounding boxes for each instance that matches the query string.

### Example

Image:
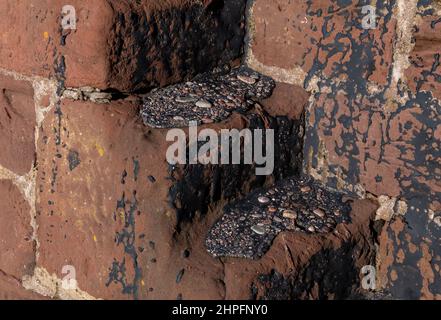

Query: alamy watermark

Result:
[166,121,275,176]
[61,5,77,30]
[362,5,377,30]
[61,265,77,290]
[361,265,376,290]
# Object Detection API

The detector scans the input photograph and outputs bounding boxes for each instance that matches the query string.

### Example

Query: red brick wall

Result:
[247,0,441,299]
[0,0,440,300]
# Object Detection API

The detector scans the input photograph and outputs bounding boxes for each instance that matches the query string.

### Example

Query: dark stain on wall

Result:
[302,0,441,298]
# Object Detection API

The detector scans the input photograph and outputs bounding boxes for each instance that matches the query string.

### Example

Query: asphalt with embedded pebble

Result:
[140,66,276,128]
[206,176,353,260]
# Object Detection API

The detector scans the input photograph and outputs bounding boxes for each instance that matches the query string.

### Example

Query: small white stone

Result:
[237,74,257,84]
[196,99,212,109]
[313,208,326,218]
[176,96,198,104]
[173,116,185,121]
[282,210,297,220]
[251,225,265,235]
[258,196,270,204]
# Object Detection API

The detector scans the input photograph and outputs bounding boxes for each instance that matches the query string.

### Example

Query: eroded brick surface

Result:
[0,0,247,92]
[0,180,35,279]
[248,0,441,298]
[0,0,440,301]
[249,0,395,86]
[0,74,36,175]
[406,12,441,99]
[36,99,174,299]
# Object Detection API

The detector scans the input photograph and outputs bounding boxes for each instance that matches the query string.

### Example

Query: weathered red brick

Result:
[0,180,35,279]
[0,74,36,175]
[249,0,395,86]
[36,99,256,299]
[0,0,247,92]
[261,83,309,120]
[406,15,441,100]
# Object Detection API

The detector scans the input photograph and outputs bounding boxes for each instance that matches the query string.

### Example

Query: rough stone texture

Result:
[0,0,440,301]
[230,199,379,300]
[0,0,247,92]
[36,99,172,299]
[247,0,441,299]
[141,66,276,128]
[260,83,309,120]
[35,96,304,299]
[0,272,48,300]
[0,74,36,175]
[170,112,304,227]
[206,176,353,259]
[406,12,441,100]
[0,180,35,279]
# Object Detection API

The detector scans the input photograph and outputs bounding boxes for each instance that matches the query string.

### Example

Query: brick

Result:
[0,180,35,279]
[405,15,441,100]
[0,74,36,175]
[0,0,247,92]
[36,99,173,299]
[248,0,396,86]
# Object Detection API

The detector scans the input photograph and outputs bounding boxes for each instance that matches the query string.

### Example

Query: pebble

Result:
[237,74,257,84]
[313,208,326,218]
[268,206,277,213]
[258,196,270,204]
[196,99,212,109]
[89,92,112,100]
[308,226,316,232]
[251,225,266,235]
[176,96,198,103]
[301,186,311,193]
[282,210,297,220]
